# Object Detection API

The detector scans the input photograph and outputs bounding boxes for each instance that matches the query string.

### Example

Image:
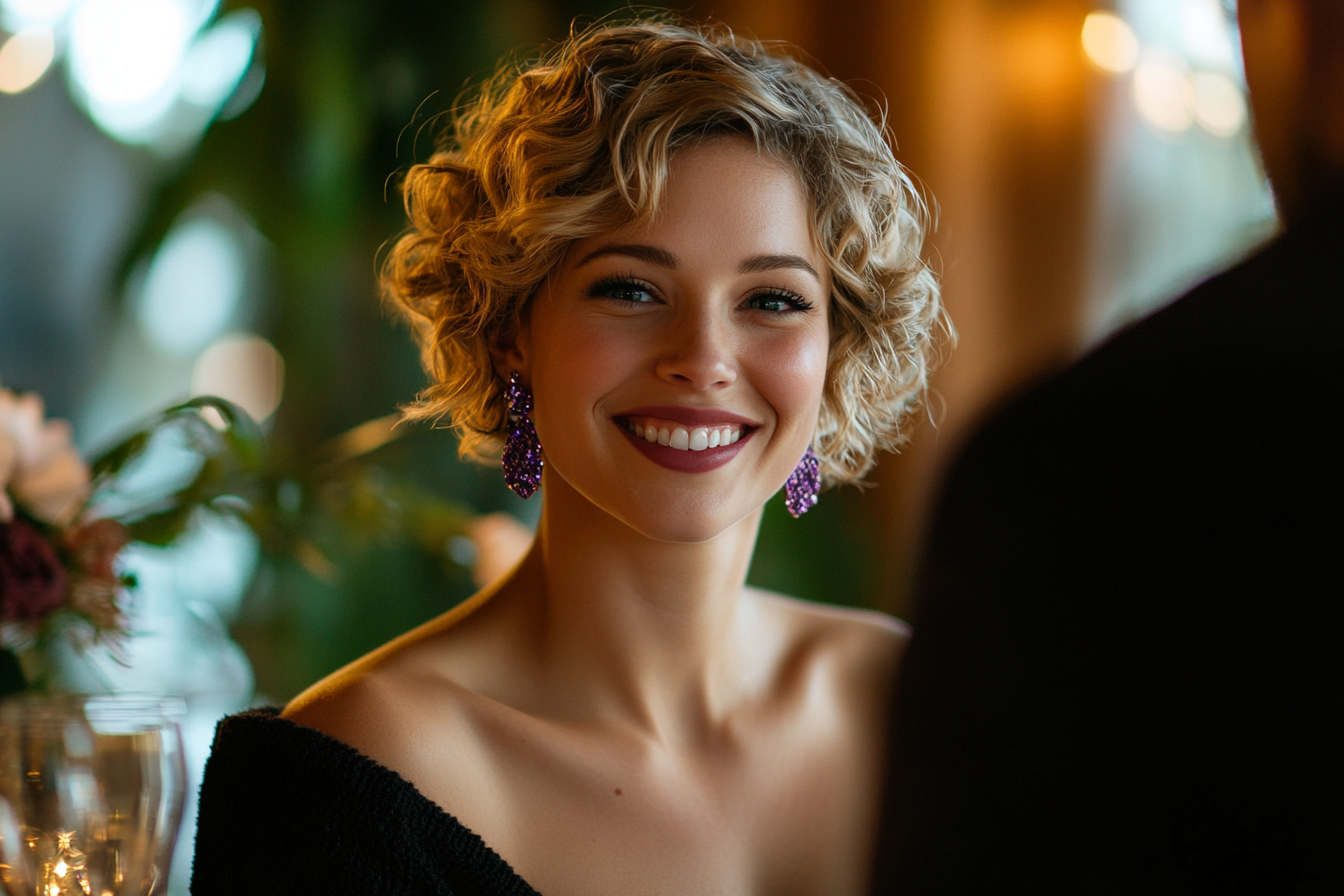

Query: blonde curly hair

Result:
[383,18,943,486]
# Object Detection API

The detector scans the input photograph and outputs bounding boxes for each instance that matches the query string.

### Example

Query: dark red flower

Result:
[64,518,130,581]
[0,518,68,621]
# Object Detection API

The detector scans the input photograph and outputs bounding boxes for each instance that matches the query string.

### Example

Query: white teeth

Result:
[625,418,747,450]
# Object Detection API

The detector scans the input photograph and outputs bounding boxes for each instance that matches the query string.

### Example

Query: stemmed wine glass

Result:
[0,695,187,896]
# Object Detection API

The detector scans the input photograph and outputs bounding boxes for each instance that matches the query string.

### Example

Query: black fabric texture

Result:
[190,708,542,896]
[872,187,1344,895]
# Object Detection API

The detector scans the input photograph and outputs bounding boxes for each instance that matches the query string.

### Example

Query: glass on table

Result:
[0,695,187,896]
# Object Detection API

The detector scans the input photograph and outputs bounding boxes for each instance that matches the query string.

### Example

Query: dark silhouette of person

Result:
[871,0,1344,892]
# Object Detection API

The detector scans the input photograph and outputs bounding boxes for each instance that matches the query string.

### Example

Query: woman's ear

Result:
[488,316,530,381]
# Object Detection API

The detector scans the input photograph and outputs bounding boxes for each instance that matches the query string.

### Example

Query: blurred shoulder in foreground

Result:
[872,0,1344,892]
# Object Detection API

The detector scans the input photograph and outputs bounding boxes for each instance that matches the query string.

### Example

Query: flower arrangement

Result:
[0,377,525,698]
[0,382,268,694]
[0,386,128,661]
[0,363,549,710]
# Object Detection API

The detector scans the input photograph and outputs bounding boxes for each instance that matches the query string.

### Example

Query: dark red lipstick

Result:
[611,405,760,473]
[617,425,753,472]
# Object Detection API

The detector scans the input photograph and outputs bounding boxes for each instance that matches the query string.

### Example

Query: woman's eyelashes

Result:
[585,275,658,305]
[583,276,815,315]
[742,289,814,314]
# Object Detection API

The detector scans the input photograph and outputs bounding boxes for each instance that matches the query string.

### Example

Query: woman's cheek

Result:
[753,327,829,420]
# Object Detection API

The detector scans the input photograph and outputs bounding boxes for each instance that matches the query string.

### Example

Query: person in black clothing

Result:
[871,0,1344,892]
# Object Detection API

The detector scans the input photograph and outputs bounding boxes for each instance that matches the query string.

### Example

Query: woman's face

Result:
[514,137,831,543]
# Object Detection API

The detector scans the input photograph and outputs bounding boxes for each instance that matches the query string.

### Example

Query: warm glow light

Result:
[1133,53,1193,134]
[68,0,187,105]
[191,333,286,423]
[1189,70,1244,136]
[1081,12,1139,74]
[0,27,54,93]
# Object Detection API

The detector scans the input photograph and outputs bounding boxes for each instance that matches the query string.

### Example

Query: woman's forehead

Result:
[559,140,825,274]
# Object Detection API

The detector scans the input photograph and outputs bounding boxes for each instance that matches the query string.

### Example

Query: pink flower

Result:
[0,518,69,622]
[0,386,90,526]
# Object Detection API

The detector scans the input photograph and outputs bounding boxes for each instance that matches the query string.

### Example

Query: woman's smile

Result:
[612,405,758,472]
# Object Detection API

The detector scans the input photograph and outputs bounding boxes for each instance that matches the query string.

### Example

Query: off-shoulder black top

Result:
[191,708,542,896]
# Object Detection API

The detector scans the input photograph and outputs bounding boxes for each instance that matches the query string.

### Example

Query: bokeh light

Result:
[1082,12,1140,74]
[190,333,285,423]
[180,9,259,109]
[0,0,73,30]
[68,0,187,105]
[1189,70,1244,136]
[0,26,54,92]
[137,215,245,356]
[55,0,260,150]
[1133,51,1193,134]
[1179,0,1237,69]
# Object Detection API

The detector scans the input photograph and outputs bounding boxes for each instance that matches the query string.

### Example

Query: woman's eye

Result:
[587,278,655,305]
[745,291,813,314]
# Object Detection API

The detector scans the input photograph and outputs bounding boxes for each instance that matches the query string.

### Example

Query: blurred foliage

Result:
[90,397,267,547]
[116,0,885,702]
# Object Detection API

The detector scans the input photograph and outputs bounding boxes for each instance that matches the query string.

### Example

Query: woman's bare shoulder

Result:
[281,585,514,766]
[746,587,910,691]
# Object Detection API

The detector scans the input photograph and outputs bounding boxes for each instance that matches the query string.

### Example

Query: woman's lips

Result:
[613,415,755,473]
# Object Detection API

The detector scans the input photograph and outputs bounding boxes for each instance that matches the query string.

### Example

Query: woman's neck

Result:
[504,471,768,743]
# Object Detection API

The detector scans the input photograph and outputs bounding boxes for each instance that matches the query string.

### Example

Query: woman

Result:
[191,19,941,896]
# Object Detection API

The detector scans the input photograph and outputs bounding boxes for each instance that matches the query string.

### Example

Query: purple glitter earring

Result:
[502,372,543,499]
[784,445,820,518]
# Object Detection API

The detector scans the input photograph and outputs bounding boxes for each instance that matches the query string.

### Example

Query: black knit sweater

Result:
[191,708,542,895]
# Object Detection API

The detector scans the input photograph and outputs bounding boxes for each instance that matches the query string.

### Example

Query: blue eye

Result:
[587,277,656,305]
[745,291,814,314]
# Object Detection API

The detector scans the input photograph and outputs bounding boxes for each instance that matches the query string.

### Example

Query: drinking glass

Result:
[0,695,187,896]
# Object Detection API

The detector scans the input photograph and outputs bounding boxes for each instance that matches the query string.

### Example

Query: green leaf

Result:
[89,429,154,480]
[124,504,200,547]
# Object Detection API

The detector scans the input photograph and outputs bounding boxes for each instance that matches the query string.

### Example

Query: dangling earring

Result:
[502,372,543,499]
[784,445,820,518]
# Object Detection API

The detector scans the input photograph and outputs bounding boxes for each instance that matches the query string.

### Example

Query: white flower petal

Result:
[0,387,90,524]
[12,447,89,524]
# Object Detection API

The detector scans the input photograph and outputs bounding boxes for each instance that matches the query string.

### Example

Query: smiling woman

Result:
[517,140,832,544]
[191,18,943,896]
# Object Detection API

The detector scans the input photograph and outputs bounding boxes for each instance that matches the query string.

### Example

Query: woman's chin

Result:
[608,499,763,546]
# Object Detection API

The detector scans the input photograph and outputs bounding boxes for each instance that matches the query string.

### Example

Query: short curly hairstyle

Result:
[382,18,943,486]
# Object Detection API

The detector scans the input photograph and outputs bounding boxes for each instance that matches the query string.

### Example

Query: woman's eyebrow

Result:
[738,253,819,281]
[575,244,679,269]
[574,246,819,281]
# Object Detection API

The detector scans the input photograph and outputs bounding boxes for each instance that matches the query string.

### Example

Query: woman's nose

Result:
[653,307,737,391]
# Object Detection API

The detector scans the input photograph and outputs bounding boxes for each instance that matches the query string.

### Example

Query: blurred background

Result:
[0,0,1272,889]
